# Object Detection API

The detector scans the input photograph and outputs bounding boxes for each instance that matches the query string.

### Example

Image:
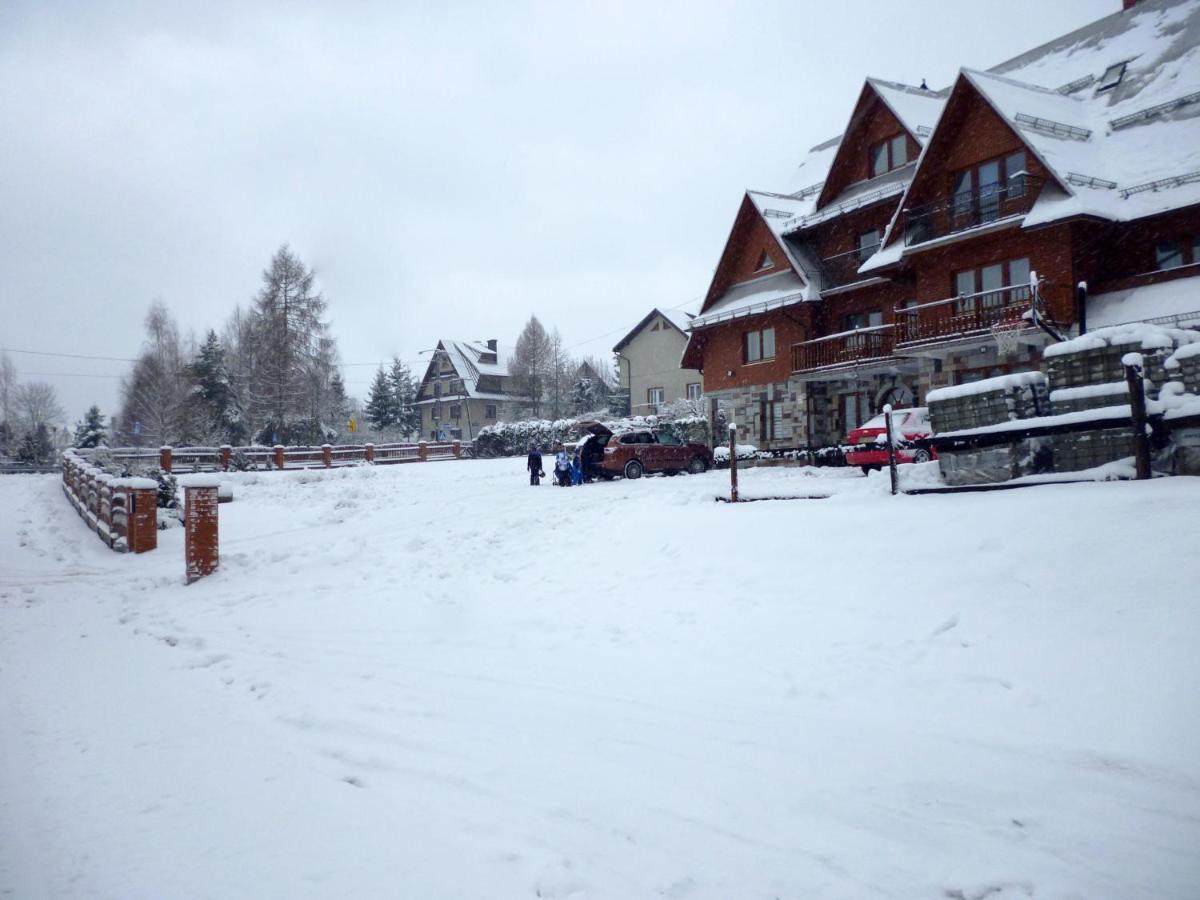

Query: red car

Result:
[844,407,935,473]
[580,423,714,479]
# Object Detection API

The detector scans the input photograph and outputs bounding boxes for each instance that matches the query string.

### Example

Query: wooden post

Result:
[884,403,898,495]
[728,423,738,503]
[418,441,428,462]
[273,444,285,470]
[182,478,220,583]
[322,443,333,467]
[220,445,232,470]
[365,442,376,464]
[159,445,173,473]
[453,439,462,459]
[1124,356,1152,480]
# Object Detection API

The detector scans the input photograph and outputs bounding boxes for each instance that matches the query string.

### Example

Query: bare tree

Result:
[508,315,551,419]
[13,381,65,434]
[546,328,574,421]
[118,301,188,446]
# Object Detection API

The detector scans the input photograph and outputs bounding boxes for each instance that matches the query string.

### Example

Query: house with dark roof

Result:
[414,339,519,440]
[613,307,702,416]
[683,0,1200,450]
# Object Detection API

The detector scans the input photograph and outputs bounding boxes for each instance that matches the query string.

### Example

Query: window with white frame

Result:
[686,382,702,401]
[647,387,665,412]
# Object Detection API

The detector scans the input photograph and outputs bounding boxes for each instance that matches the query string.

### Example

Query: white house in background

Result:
[613,307,702,416]
[414,339,517,440]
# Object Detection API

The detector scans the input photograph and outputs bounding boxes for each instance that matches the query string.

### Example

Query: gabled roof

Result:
[418,338,515,401]
[860,1,1200,273]
[813,78,947,210]
[613,306,696,352]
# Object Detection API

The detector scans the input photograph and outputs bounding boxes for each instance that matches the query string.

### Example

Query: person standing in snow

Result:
[554,444,572,487]
[527,444,543,486]
[571,448,583,486]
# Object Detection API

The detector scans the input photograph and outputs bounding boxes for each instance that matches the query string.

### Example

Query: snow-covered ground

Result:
[2,461,1198,899]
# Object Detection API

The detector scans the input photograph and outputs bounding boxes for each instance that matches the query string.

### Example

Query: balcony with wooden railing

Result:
[894,282,1073,347]
[791,324,897,375]
[901,175,1042,247]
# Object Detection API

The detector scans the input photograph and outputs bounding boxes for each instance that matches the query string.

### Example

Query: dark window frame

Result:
[951,257,1032,312]
[869,133,910,178]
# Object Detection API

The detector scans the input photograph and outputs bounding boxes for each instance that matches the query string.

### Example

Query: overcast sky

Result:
[0,0,1115,424]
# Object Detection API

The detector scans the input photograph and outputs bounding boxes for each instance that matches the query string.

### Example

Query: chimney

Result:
[487,339,498,352]
[1123,0,1138,8]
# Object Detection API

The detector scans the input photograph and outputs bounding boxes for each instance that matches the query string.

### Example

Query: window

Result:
[650,320,661,331]
[657,432,683,446]
[952,153,1029,225]
[870,134,909,177]
[686,382,702,401]
[448,404,461,420]
[484,404,498,419]
[759,401,787,441]
[857,229,881,262]
[953,257,1031,313]
[1097,61,1127,93]
[744,327,776,363]
[647,387,665,412]
[755,251,774,272]
[433,383,442,398]
[845,310,883,330]
[1156,239,1184,270]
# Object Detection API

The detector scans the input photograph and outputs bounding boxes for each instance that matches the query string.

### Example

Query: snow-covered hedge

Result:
[473,414,710,458]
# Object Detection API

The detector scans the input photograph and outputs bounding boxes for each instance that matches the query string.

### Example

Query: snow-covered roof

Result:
[778,136,840,199]
[690,271,807,330]
[1087,275,1200,329]
[867,78,948,142]
[422,339,516,400]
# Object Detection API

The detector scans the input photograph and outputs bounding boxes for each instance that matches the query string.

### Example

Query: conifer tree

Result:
[388,357,420,438]
[364,367,395,431]
[73,405,108,448]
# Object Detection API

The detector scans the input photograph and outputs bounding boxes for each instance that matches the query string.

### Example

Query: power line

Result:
[0,347,137,363]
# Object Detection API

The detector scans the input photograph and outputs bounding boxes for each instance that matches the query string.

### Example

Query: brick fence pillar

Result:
[126,484,159,554]
[322,443,332,467]
[453,439,461,459]
[273,444,285,469]
[160,446,173,473]
[418,441,428,462]
[182,479,220,583]
[220,445,232,470]
[365,442,375,464]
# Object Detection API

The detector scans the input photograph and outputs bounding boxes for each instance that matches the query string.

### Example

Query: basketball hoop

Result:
[991,318,1023,357]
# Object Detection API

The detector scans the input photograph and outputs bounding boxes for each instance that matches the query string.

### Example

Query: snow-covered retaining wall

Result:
[60,449,159,553]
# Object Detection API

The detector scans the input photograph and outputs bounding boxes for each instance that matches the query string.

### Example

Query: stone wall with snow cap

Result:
[927,372,1048,434]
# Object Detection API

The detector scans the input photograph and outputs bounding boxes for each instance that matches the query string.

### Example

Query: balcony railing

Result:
[894,282,1072,346]
[817,244,880,290]
[901,175,1042,247]
[791,324,896,373]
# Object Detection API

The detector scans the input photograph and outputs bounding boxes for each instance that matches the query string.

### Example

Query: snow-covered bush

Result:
[228,448,258,472]
[474,413,711,458]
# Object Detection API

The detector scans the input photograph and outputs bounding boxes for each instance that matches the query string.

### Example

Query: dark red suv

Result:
[580,423,713,479]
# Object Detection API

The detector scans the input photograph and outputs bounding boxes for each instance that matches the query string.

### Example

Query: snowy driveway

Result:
[2,462,1199,898]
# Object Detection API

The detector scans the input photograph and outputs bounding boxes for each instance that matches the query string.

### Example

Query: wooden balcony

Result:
[791,325,896,375]
[894,283,1074,347]
[901,176,1042,247]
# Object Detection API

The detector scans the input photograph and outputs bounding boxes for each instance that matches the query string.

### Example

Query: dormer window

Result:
[1097,61,1127,92]
[870,134,909,178]
[755,250,775,272]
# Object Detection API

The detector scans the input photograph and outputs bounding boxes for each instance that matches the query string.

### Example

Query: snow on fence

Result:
[88,440,472,474]
[60,449,158,553]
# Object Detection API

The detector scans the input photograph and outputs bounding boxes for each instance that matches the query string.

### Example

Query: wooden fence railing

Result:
[81,441,472,474]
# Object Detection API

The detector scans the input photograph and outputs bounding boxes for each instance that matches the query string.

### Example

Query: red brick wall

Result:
[697,306,814,392]
[706,203,794,303]
[911,222,1075,302]
[819,90,916,204]
[803,200,902,261]
[903,81,1051,212]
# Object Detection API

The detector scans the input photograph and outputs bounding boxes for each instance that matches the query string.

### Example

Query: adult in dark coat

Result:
[527,445,543,485]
